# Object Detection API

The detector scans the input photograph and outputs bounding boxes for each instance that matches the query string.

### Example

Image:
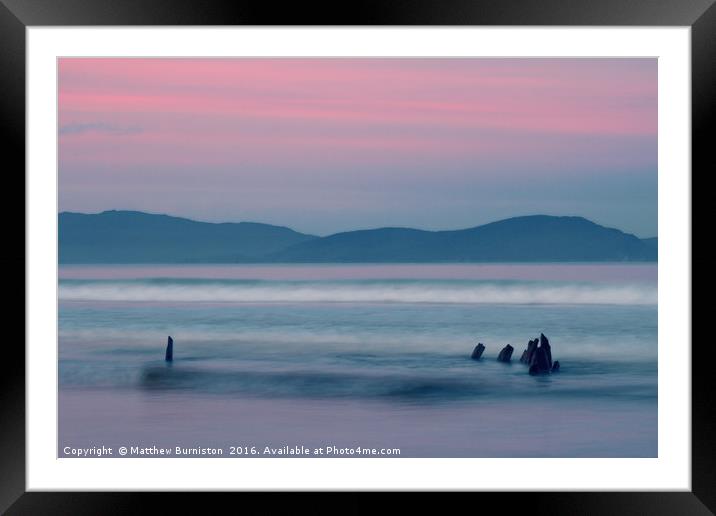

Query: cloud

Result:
[59,122,142,136]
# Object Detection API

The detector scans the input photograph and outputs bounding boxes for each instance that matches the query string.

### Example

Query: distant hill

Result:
[59,211,657,263]
[59,210,317,263]
[271,215,657,263]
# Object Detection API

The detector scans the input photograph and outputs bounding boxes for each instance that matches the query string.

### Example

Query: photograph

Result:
[57,57,658,459]
[2,0,710,508]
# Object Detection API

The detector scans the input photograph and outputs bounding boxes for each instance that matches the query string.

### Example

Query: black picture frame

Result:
[2,0,712,513]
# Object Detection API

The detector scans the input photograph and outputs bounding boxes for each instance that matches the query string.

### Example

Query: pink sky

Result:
[58,58,657,236]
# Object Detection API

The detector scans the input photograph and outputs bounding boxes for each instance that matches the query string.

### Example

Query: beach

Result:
[58,263,658,458]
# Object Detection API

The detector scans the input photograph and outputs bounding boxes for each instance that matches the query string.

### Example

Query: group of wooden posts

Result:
[470,333,560,375]
[165,333,560,375]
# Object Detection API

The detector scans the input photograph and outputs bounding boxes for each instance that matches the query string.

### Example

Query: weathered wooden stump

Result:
[471,343,486,360]
[165,336,174,362]
[496,344,514,362]
[540,333,552,367]
[529,347,551,375]
[527,333,558,375]
[520,338,538,364]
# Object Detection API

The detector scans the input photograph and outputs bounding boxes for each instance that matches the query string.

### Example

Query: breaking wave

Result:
[59,279,657,305]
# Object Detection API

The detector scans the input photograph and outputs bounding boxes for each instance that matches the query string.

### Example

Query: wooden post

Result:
[471,343,486,360]
[496,344,514,362]
[165,336,173,362]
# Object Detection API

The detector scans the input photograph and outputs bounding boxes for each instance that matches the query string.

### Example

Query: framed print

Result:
[3,0,713,513]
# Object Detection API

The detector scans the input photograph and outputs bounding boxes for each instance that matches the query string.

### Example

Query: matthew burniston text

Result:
[62,445,401,457]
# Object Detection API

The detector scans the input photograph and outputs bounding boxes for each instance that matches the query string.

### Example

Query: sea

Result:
[58,263,657,458]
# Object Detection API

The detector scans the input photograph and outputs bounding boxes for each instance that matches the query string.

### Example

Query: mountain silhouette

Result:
[59,211,657,263]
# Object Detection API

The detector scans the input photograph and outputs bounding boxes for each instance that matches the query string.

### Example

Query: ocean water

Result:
[58,264,657,458]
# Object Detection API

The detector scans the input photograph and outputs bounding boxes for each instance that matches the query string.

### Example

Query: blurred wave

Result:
[59,278,657,305]
[58,357,657,402]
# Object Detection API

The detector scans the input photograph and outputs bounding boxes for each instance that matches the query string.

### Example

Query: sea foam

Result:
[59,278,657,305]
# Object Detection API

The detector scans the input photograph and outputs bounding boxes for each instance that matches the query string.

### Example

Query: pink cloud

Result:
[58,58,656,178]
